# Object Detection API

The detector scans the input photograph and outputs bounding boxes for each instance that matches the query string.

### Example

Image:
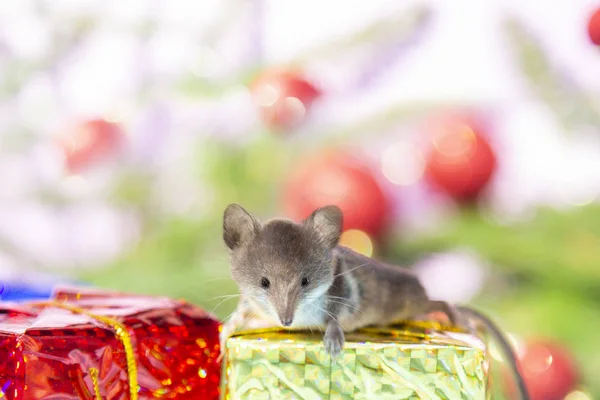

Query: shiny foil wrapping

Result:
[221,322,489,400]
[0,286,221,400]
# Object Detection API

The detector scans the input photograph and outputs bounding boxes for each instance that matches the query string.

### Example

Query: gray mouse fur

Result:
[220,203,529,399]
[220,203,457,352]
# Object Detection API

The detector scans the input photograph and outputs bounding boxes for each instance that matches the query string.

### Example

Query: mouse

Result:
[220,203,529,400]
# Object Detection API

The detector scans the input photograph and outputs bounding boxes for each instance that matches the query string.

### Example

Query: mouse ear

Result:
[304,205,343,249]
[223,204,260,250]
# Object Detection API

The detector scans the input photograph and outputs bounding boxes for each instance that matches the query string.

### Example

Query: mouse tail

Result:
[457,305,530,400]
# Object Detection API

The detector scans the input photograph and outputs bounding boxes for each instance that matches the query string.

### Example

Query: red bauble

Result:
[250,69,320,130]
[588,8,600,45]
[519,340,579,400]
[423,114,497,201]
[283,151,391,238]
[57,118,124,173]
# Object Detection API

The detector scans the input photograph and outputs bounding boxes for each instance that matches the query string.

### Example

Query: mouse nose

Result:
[281,317,293,327]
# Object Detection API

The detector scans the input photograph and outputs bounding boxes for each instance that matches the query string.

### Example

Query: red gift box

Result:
[0,286,221,400]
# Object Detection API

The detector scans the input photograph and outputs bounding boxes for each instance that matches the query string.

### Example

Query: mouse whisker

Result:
[337,246,352,256]
[325,295,358,304]
[327,299,361,311]
[221,307,243,324]
[314,305,341,326]
[238,311,259,332]
[212,294,244,300]
[325,295,354,302]
[210,297,240,315]
[333,262,369,278]
[306,295,362,314]
[309,313,323,334]
[197,277,232,286]
[212,293,261,301]
[303,302,324,333]
[326,298,363,313]
[209,294,260,315]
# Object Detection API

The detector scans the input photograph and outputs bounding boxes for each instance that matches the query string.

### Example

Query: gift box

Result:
[221,321,489,400]
[0,286,222,400]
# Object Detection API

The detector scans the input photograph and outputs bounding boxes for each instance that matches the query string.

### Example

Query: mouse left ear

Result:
[223,204,260,250]
[304,205,343,249]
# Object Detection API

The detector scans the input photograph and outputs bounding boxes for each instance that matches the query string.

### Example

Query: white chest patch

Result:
[292,297,328,328]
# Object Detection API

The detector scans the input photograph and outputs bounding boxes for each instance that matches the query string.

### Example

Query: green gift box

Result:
[221,321,489,399]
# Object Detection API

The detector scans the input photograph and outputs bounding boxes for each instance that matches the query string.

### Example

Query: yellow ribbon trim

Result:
[89,368,102,400]
[230,319,466,339]
[31,301,139,400]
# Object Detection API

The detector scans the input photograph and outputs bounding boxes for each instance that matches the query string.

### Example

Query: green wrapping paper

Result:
[221,321,489,400]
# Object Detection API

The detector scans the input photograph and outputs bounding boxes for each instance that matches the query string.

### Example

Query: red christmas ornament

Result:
[57,118,124,173]
[283,151,391,238]
[588,8,600,45]
[518,339,579,400]
[250,69,320,130]
[423,114,497,201]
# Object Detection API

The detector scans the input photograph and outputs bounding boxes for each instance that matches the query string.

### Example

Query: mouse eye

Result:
[301,277,309,287]
[260,277,270,289]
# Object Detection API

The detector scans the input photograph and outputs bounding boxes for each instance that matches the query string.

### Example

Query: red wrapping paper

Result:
[0,286,221,400]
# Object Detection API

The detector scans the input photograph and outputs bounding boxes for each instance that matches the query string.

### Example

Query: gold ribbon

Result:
[229,319,467,339]
[89,368,102,400]
[31,301,139,400]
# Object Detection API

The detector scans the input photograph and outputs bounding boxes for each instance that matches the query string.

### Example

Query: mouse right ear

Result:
[304,205,343,249]
[223,204,260,250]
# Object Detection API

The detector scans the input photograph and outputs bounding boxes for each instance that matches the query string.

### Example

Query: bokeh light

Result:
[339,229,374,257]
[250,69,319,130]
[254,84,279,107]
[432,124,477,159]
[565,390,592,400]
[381,141,425,186]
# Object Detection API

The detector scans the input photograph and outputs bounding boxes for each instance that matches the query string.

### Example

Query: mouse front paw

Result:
[324,323,345,359]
